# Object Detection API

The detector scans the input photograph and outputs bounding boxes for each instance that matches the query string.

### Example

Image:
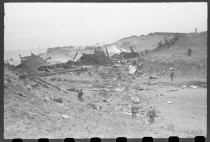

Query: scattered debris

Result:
[67,88,77,92]
[17,52,51,76]
[128,65,137,74]
[17,92,26,97]
[181,85,187,88]
[61,114,69,119]
[19,74,26,79]
[115,88,124,92]
[167,89,178,92]
[26,85,31,90]
[31,84,39,88]
[190,85,198,89]
[133,85,145,91]
[53,97,63,103]
[150,76,157,80]
[102,98,112,102]
[87,103,101,110]
[167,101,173,104]
[50,77,56,81]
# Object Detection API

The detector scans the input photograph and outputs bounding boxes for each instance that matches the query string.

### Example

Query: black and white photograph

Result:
[4,2,207,138]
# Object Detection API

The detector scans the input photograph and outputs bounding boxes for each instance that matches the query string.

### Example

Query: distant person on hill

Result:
[145,49,148,55]
[170,67,175,81]
[188,48,192,56]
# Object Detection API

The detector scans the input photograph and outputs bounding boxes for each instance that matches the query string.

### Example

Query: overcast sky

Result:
[4,2,207,51]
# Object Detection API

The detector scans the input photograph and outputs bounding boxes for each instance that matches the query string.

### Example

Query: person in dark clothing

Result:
[131,105,138,118]
[147,106,156,123]
[78,89,84,101]
[145,49,148,55]
[170,68,175,81]
[188,48,192,56]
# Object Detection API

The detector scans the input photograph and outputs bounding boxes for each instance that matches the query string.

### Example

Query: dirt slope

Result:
[149,32,207,78]
[4,61,207,138]
[4,32,207,138]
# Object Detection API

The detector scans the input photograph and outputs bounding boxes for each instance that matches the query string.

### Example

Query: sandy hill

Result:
[39,32,207,77]
[109,32,178,52]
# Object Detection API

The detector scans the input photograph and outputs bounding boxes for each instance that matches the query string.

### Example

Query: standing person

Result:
[170,67,175,81]
[78,89,84,101]
[145,49,148,55]
[188,48,192,56]
[147,106,156,124]
[131,105,138,118]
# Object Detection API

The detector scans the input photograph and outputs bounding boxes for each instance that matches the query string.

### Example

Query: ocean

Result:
[4,48,47,66]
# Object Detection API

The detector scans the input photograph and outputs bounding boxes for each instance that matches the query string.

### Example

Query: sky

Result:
[4,2,207,51]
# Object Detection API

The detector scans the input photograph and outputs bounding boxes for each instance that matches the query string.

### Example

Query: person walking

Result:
[131,105,138,118]
[170,67,175,81]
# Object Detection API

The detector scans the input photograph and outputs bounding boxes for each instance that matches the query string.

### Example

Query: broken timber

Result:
[40,67,85,77]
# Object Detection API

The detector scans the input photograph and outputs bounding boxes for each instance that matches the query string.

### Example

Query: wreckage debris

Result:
[17,92,26,97]
[87,103,102,110]
[67,88,77,92]
[19,74,26,79]
[17,52,51,76]
[102,98,112,102]
[57,78,61,82]
[61,114,69,119]
[31,84,39,88]
[53,97,63,103]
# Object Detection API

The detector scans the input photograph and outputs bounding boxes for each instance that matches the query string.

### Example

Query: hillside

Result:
[39,32,207,77]
[4,59,207,138]
[109,32,178,52]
